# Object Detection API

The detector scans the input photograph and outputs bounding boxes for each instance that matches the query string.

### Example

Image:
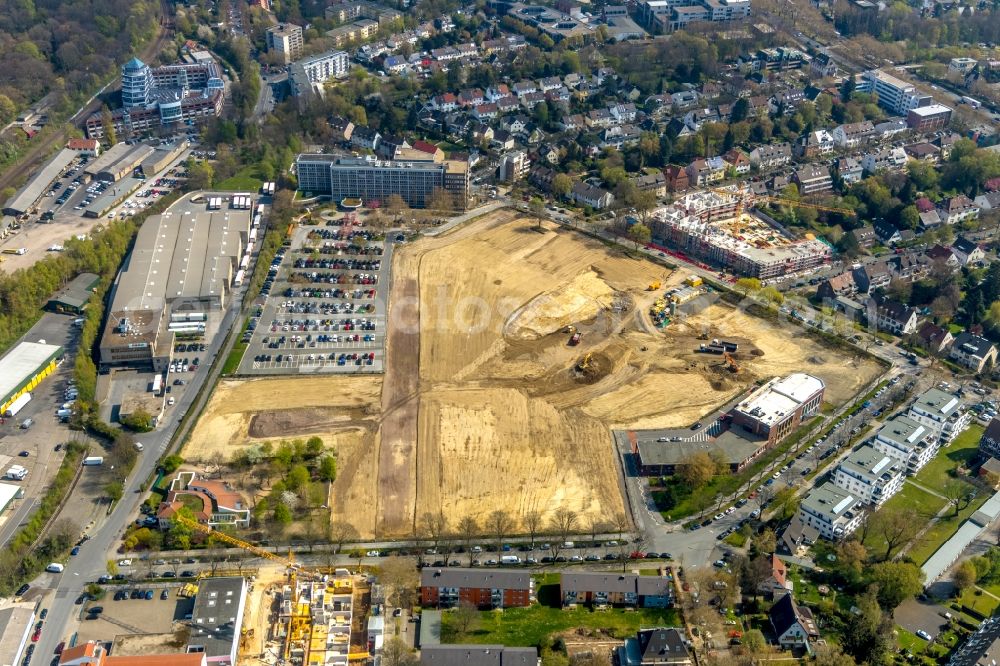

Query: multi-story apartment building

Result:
[638,0,749,31]
[873,415,938,474]
[832,444,904,507]
[296,154,470,209]
[908,387,970,445]
[266,23,304,64]
[861,147,908,174]
[749,143,791,170]
[420,568,532,609]
[560,573,673,608]
[289,50,350,97]
[857,70,933,116]
[792,164,833,195]
[796,482,864,541]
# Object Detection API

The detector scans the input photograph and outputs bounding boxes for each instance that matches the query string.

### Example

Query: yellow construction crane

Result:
[705,187,857,219]
[175,515,298,567]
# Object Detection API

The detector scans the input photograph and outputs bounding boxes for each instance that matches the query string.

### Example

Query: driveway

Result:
[896,597,951,639]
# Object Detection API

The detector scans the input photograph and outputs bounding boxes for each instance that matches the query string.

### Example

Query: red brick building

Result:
[420,568,533,609]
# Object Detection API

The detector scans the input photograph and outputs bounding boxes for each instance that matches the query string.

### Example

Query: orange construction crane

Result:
[705,187,856,219]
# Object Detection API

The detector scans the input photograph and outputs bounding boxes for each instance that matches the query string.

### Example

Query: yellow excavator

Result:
[577,352,593,371]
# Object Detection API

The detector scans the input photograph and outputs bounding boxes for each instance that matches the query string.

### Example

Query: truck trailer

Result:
[4,392,31,417]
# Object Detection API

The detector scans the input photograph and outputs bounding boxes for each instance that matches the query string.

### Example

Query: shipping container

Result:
[3,392,31,417]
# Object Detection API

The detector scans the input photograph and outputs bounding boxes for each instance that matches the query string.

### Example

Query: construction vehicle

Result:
[569,331,581,345]
[705,187,856,219]
[648,280,661,291]
[577,352,592,371]
[723,351,739,373]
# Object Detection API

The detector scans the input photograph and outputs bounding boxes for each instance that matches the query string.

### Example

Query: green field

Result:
[440,604,680,647]
[916,424,984,489]
[215,174,264,191]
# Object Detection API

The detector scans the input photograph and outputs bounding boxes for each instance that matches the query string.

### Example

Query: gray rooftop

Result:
[637,428,766,466]
[47,272,99,310]
[420,645,538,665]
[84,142,135,177]
[0,604,35,666]
[420,567,531,590]
[911,388,963,418]
[838,444,899,480]
[4,148,77,215]
[800,482,860,521]
[189,576,247,659]
[876,414,929,450]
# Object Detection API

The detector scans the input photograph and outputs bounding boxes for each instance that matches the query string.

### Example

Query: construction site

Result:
[183,209,882,539]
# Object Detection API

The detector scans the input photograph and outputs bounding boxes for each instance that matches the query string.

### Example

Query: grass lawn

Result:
[959,586,1000,617]
[896,627,928,653]
[908,492,989,566]
[221,341,247,375]
[913,424,984,490]
[440,604,680,648]
[724,532,748,548]
[179,493,205,513]
[215,165,268,192]
[866,483,946,559]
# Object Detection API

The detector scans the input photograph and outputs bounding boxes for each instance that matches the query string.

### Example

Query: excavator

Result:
[577,352,593,371]
[722,351,739,373]
[174,516,371,664]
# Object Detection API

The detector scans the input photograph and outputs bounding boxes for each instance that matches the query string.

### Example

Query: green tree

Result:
[186,159,214,190]
[104,481,124,503]
[120,408,154,432]
[162,455,184,474]
[735,277,762,295]
[679,452,715,489]
[318,455,337,482]
[868,561,924,610]
[627,222,651,251]
[273,502,293,525]
[954,560,978,594]
[841,589,894,665]
[552,173,572,198]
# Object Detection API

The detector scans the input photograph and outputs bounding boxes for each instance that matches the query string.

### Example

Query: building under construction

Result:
[278,575,359,666]
[646,188,832,279]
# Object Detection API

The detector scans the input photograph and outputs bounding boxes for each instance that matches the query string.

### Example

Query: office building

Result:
[639,0,749,31]
[857,70,933,116]
[296,154,470,209]
[188,577,248,666]
[266,23,304,64]
[908,387,970,445]
[289,50,350,98]
[85,57,224,139]
[0,603,35,666]
[832,444,904,507]
[907,104,953,132]
[731,373,825,446]
[796,482,863,541]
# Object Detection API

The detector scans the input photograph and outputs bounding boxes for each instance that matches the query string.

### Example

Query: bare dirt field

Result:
[0,215,106,273]
[183,209,882,539]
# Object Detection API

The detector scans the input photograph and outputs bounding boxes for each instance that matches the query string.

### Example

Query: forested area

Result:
[0,0,160,120]
[834,0,1000,46]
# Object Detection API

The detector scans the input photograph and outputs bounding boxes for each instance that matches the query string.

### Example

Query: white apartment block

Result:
[907,387,970,445]
[832,444,904,507]
[266,23,304,64]
[873,414,939,474]
[797,482,864,541]
[857,70,932,116]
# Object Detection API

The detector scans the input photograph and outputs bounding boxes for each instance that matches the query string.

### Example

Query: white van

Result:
[46,563,64,573]
[134,442,144,452]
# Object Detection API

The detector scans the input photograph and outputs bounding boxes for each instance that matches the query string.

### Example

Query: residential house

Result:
[327,115,355,143]
[430,93,458,112]
[848,225,876,249]
[420,568,533,609]
[862,147,908,174]
[867,293,919,335]
[926,244,960,269]
[411,140,444,162]
[376,135,410,159]
[836,157,863,184]
[792,164,832,195]
[156,472,250,529]
[610,102,639,123]
[560,572,673,608]
[670,90,700,109]
[512,80,538,97]
[664,165,690,193]
[794,130,834,158]
[631,171,667,197]
[904,142,940,163]
[723,149,751,175]
[874,220,902,245]
[587,109,614,128]
[979,418,1000,461]
[686,157,726,186]
[871,118,908,140]
[974,191,1000,212]
[350,126,381,151]
[486,84,510,101]
[916,321,954,354]
[539,76,562,93]
[769,594,820,652]
[919,209,943,231]
[759,554,792,600]
[618,628,692,666]
[952,236,985,266]
[495,96,520,114]
[490,128,514,150]
[570,182,615,210]
[816,272,857,300]
[683,108,721,133]
[852,262,891,294]
[749,143,792,169]
[832,121,874,149]
[950,332,998,373]
[529,165,557,192]
[471,103,498,121]
[601,124,641,150]
[457,89,485,107]
[559,114,586,131]
[939,195,981,225]
[520,92,546,109]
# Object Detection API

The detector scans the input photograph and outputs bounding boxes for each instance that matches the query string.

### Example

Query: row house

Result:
[749,143,792,170]
[431,46,461,61]
[529,165,557,191]
[496,96,520,113]
[420,568,533,609]
[832,121,874,149]
[561,572,673,608]
[686,157,726,186]
[861,147,907,174]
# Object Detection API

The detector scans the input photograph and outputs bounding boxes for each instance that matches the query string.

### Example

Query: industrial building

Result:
[0,602,36,666]
[188,577,248,666]
[296,154,470,209]
[0,341,63,416]
[731,373,825,445]
[46,272,99,313]
[84,57,225,139]
[99,201,250,370]
[85,143,155,183]
[83,177,145,218]
[3,148,78,217]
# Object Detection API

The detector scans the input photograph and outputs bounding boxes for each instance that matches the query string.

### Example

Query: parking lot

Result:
[237,211,395,375]
[72,585,195,644]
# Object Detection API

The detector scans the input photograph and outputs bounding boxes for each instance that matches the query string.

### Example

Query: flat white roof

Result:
[772,373,825,403]
[736,373,823,426]
[0,482,21,510]
[0,341,63,404]
[909,104,952,116]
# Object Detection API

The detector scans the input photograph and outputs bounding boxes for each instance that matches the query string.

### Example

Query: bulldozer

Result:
[722,351,739,373]
[647,280,661,291]
[576,352,593,372]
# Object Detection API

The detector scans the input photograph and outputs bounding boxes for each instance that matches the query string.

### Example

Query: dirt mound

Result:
[248,407,372,438]
[808,355,826,364]
[506,270,614,340]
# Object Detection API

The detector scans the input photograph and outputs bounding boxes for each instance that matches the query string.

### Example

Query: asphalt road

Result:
[32,279,247,661]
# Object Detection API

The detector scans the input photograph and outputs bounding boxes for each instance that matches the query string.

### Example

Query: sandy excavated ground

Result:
[184,210,883,539]
[0,215,106,273]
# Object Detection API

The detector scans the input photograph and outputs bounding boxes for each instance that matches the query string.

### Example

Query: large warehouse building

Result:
[99,202,249,370]
[0,341,64,416]
[3,148,78,217]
